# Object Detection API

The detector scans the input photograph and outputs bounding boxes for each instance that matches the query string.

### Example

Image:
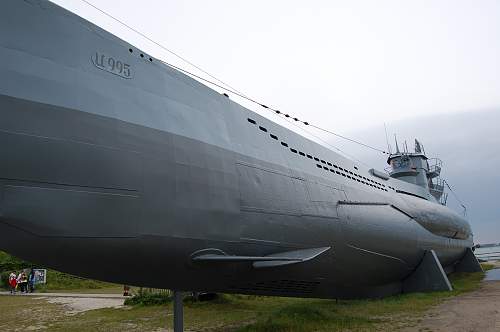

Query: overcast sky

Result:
[53,0,500,132]
[335,110,500,244]
[53,0,500,242]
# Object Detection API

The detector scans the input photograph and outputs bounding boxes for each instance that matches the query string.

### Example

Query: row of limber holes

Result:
[129,48,153,62]
[247,118,392,193]
[315,164,388,191]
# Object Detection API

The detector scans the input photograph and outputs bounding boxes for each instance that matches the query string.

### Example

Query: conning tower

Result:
[386,139,448,205]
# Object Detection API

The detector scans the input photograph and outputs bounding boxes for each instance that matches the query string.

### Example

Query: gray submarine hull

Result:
[0,0,474,299]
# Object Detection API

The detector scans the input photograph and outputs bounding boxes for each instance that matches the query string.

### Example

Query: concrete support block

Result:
[403,250,452,293]
[455,247,483,273]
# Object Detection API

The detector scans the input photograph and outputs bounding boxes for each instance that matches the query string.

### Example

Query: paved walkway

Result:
[0,291,127,313]
[402,274,500,332]
[0,291,125,299]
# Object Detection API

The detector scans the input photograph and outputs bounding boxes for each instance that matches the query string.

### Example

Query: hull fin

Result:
[191,247,331,269]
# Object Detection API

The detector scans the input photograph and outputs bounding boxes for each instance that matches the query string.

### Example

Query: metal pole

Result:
[173,290,183,332]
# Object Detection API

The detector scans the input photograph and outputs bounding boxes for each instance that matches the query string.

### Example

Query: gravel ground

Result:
[43,296,124,314]
[402,279,500,332]
[0,291,126,314]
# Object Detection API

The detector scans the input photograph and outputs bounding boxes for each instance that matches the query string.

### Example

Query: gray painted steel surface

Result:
[0,0,475,299]
[402,250,452,293]
[455,248,483,273]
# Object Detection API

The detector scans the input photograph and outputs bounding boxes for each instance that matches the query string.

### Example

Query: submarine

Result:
[0,0,481,300]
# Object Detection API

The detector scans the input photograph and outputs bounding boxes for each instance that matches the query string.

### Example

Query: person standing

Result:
[16,272,22,293]
[17,272,27,293]
[8,272,17,294]
[20,272,28,293]
[28,269,35,293]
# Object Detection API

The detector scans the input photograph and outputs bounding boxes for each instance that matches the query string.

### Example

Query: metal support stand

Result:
[173,291,183,332]
[403,249,452,293]
[455,247,483,273]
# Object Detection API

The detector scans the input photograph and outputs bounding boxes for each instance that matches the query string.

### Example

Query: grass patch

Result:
[124,290,233,306]
[35,270,116,292]
[239,302,381,332]
[0,251,118,292]
[124,290,172,306]
[0,251,494,332]
[237,263,492,332]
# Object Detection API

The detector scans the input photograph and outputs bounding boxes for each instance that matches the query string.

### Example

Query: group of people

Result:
[8,270,35,294]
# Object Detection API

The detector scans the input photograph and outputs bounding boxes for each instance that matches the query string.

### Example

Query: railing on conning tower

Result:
[427,158,442,178]
[429,177,448,205]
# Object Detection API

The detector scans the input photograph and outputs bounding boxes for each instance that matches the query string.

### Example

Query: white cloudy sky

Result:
[53,0,500,133]
[53,0,500,242]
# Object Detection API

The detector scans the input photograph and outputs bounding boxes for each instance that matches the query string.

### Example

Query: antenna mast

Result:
[384,123,392,154]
